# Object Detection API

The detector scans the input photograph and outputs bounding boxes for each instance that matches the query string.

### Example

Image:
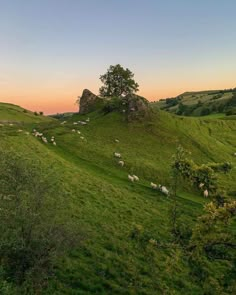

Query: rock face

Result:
[79,89,103,114]
[125,94,150,121]
[79,89,150,120]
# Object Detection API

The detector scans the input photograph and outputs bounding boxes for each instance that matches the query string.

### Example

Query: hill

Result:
[0,100,236,294]
[152,88,236,117]
[0,102,55,123]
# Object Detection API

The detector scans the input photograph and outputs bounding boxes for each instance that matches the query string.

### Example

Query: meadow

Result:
[0,102,235,294]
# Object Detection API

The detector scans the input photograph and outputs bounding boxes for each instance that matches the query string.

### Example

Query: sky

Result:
[0,0,236,114]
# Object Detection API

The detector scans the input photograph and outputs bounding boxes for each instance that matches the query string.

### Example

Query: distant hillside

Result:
[152,88,236,117]
[0,102,55,123]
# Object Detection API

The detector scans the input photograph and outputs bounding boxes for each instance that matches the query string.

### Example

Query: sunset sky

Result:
[1,0,236,114]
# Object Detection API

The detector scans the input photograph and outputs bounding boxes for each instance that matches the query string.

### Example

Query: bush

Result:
[201,108,211,116]
[0,149,81,289]
[102,97,122,114]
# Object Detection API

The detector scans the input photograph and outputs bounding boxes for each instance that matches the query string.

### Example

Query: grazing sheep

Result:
[114,152,121,158]
[79,121,87,125]
[9,123,14,126]
[203,189,209,198]
[80,136,85,140]
[18,129,23,132]
[51,138,55,142]
[77,131,81,134]
[53,141,57,146]
[199,183,205,189]
[234,152,236,156]
[115,139,120,143]
[122,109,126,113]
[73,122,78,125]
[72,129,76,132]
[128,174,134,182]
[118,160,124,167]
[41,136,48,144]
[60,121,67,125]
[25,132,30,135]
[86,118,90,122]
[151,182,158,189]
[159,185,169,196]
[133,175,139,181]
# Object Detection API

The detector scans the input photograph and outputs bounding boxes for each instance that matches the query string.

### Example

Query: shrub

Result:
[0,149,81,289]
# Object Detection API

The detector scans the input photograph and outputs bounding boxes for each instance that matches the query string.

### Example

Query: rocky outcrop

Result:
[79,89,104,114]
[79,89,150,120]
[124,94,150,121]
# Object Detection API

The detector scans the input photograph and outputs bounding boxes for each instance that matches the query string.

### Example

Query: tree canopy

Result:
[99,64,139,97]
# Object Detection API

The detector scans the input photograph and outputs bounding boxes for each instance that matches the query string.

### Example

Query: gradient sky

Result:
[1,0,236,114]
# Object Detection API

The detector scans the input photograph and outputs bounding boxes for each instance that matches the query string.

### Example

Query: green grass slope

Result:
[0,102,55,123]
[152,88,236,117]
[0,105,236,294]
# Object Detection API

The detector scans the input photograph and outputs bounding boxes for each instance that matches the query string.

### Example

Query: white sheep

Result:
[203,189,209,198]
[118,160,124,167]
[133,175,139,181]
[151,182,158,189]
[199,183,205,189]
[115,139,120,143]
[80,136,85,140]
[72,129,76,132]
[41,136,48,144]
[77,131,81,134]
[25,132,30,135]
[128,175,134,182]
[60,121,67,125]
[159,185,169,196]
[9,123,14,126]
[73,122,78,125]
[53,141,57,146]
[86,118,90,122]
[18,129,23,132]
[122,110,126,113]
[114,152,121,158]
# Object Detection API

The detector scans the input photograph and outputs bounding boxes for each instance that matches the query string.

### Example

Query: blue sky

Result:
[0,0,236,113]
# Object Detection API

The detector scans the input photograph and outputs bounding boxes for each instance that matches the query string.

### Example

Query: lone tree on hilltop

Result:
[99,64,139,97]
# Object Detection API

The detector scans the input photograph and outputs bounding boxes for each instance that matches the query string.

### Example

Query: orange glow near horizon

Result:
[0,80,235,115]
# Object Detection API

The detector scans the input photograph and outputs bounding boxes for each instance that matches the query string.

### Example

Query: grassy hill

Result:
[0,102,55,123]
[0,103,236,294]
[152,88,236,117]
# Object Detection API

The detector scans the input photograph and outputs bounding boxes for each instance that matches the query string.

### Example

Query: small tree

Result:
[0,149,81,290]
[99,64,139,97]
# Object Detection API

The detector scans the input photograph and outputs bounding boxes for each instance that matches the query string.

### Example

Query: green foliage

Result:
[102,97,122,114]
[201,107,211,116]
[99,64,139,97]
[0,149,81,291]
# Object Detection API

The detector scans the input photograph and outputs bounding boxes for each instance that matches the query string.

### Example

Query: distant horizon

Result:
[1,0,236,115]
[1,84,235,115]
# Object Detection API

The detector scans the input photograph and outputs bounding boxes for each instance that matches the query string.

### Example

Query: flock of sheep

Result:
[1,119,232,199]
[113,147,170,196]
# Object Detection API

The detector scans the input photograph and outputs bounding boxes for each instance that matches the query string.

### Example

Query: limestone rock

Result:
[124,94,150,121]
[79,89,103,114]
